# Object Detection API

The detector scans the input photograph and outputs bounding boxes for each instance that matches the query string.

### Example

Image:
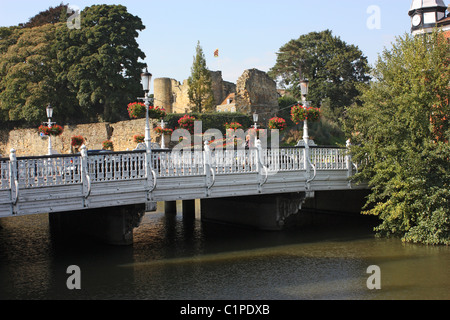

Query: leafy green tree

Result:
[0,23,70,123]
[187,41,215,113]
[269,30,370,121]
[344,31,450,245]
[55,4,146,122]
[0,4,147,125]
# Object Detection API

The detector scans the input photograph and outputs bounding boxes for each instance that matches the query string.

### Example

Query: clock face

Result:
[412,14,421,27]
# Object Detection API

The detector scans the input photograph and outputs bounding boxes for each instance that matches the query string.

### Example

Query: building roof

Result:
[220,93,235,105]
[410,0,447,13]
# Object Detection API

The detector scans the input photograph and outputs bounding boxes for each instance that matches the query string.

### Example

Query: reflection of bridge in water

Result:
[0,142,368,245]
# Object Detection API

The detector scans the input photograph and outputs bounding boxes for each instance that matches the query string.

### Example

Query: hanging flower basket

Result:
[225,122,243,131]
[154,127,173,135]
[148,106,166,119]
[127,102,166,119]
[291,104,321,124]
[102,140,114,150]
[71,135,85,147]
[178,115,196,134]
[127,102,146,119]
[38,125,64,137]
[133,134,145,144]
[268,117,287,131]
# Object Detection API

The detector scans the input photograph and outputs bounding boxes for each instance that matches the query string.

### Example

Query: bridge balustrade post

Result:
[304,144,311,187]
[346,140,353,185]
[9,149,18,212]
[203,141,214,196]
[80,146,91,204]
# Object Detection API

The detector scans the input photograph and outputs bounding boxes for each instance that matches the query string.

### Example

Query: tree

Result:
[55,4,146,122]
[0,4,147,125]
[187,41,215,113]
[0,23,73,124]
[22,3,68,28]
[269,30,370,121]
[344,31,450,245]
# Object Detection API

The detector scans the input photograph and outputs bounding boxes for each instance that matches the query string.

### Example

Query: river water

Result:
[0,206,449,301]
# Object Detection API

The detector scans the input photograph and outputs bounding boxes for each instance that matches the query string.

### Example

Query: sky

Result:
[0,0,414,85]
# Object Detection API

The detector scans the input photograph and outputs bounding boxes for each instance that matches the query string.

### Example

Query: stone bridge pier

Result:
[199,189,370,231]
[49,204,145,246]
[200,193,307,231]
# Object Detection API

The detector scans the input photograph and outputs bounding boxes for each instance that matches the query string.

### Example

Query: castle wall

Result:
[153,78,173,113]
[0,119,161,157]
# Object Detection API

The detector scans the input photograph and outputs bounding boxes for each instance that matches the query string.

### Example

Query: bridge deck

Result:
[0,146,363,217]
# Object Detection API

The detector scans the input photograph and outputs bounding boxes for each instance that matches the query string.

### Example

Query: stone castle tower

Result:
[153,69,280,125]
[153,71,236,114]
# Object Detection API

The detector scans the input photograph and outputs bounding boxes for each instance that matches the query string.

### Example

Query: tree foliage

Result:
[0,24,63,123]
[22,3,68,28]
[0,4,146,125]
[187,41,215,113]
[269,30,371,121]
[55,4,146,122]
[344,31,450,245]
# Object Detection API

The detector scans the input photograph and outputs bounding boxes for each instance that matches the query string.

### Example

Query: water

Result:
[0,208,449,300]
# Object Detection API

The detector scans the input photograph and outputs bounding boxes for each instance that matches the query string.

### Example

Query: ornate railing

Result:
[0,146,351,191]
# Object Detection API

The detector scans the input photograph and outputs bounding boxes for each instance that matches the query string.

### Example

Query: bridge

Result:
[0,141,367,245]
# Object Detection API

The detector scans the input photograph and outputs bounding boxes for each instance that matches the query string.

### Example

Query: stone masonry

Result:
[153,68,279,124]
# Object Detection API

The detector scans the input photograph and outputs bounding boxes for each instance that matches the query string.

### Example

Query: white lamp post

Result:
[253,112,259,145]
[300,79,310,145]
[140,67,153,152]
[160,119,166,149]
[45,104,55,155]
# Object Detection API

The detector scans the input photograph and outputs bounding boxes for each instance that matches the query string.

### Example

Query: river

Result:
[0,205,449,301]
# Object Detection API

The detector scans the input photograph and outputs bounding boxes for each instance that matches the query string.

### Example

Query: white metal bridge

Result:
[0,142,363,218]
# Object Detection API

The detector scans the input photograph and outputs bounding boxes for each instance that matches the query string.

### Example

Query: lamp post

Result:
[45,104,55,155]
[140,67,153,152]
[253,112,259,146]
[300,79,310,145]
[160,119,166,149]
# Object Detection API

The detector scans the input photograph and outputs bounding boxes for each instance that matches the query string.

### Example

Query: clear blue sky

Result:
[0,0,413,84]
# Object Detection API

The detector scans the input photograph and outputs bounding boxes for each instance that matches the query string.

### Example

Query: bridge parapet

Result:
[0,144,361,218]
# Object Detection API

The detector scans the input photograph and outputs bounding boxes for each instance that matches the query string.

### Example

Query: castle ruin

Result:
[153,68,280,125]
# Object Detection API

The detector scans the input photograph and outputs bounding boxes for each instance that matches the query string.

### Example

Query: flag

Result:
[214,49,219,58]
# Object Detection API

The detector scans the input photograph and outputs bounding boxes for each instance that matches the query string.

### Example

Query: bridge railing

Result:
[87,151,147,182]
[0,146,351,190]
[310,148,347,170]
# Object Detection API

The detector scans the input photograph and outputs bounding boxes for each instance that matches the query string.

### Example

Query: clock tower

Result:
[409,0,448,35]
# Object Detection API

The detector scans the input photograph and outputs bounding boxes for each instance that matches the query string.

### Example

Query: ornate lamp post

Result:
[253,112,259,146]
[140,68,153,152]
[300,79,310,146]
[44,104,55,155]
[160,119,166,149]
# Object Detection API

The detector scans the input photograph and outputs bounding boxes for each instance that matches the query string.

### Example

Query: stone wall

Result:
[0,118,161,157]
[235,69,280,125]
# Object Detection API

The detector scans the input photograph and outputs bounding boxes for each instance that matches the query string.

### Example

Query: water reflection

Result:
[0,208,449,300]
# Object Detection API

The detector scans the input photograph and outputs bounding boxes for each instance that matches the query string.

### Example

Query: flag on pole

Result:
[214,49,219,58]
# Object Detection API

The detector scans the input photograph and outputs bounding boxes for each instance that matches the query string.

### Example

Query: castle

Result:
[153,68,280,124]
